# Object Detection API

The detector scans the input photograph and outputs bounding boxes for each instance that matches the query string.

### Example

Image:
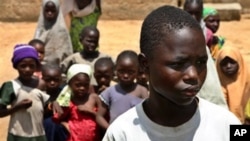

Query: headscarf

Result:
[42,0,59,10]
[203,7,218,20]
[61,0,96,17]
[11,44,39,68]
[34,0,73,65]
[216,47,250,122]
[57,64,92,106]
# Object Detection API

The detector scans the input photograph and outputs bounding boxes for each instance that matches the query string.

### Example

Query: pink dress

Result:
[53,102,99,141]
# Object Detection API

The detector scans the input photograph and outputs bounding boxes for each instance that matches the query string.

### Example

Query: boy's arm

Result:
[64,13,72,31]
[0,82,32,117]
[96,99,109,129]
[0,99,32,117]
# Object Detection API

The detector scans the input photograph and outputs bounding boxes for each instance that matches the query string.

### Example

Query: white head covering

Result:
[57,64,92,106]
[43,0,59,10]
[34,0,73,65]
[61,0,96,17]
[67,64,92,83]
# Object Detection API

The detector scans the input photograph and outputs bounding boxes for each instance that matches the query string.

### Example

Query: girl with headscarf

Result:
[203,7,225,60]
[61,0,101,52]
[216,47,250,123]
[34,0,73,65]
[53,64,102,141]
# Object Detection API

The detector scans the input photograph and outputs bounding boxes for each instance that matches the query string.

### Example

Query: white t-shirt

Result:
[103,98,241,141]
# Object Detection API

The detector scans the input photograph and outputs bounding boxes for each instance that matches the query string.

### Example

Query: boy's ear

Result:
[138,53,149,74]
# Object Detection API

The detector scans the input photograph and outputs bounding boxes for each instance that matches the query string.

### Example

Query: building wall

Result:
[0,0,248,21]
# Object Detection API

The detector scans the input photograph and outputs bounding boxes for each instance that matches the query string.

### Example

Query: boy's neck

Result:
[143,92,198,127]
[18,76,39,88]
[80,50,99,59]
[47,89,61,100]
[119,82,136,93]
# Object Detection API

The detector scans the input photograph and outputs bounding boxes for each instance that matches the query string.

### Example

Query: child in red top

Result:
[53,64,102,141]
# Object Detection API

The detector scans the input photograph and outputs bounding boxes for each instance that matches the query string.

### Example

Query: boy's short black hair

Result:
[28,39,45,47]
[183,0,203,9]
[116,50,138,66]
[41,63,62,74]
[140,5,202,58]
[79,26,100,40]
[94,57,115,70]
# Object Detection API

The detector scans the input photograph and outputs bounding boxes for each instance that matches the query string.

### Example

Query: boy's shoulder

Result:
[198,97,241,123]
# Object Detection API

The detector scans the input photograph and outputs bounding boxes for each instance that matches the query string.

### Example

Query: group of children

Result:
[0,42,149,141]
[0,0,249,141]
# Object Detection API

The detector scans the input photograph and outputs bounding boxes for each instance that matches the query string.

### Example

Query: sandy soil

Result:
[0,14,250,140]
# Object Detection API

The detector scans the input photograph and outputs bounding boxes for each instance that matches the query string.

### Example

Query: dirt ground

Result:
[0,14,250,140]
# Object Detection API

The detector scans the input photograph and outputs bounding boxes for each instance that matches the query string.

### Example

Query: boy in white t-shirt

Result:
[102,5,241,141]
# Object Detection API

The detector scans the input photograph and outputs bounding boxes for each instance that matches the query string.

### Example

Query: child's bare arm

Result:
[0,99,32,117]
[140,87,149,99]
[96,96,109,129]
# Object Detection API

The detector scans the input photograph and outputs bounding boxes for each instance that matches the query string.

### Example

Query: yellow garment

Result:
[211,44,220,60]
[245,99,250,119]
[216,47,250,122]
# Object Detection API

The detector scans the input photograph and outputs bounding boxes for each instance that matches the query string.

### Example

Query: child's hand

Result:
[52,101,64,116]
[77,105,96,115]
[61,122,70,133]
[98,85,107,93]
[15,99,32,110]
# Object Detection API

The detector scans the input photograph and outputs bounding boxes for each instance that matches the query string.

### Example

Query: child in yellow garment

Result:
[216,47,250,123]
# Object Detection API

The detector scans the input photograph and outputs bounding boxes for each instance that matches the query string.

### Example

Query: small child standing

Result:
[34,0,73,65]
[41,64,68,141]
[60,26,111,85]
[216,47,250,123]
[93,57,115,94]
[53,64,103,141]
[0,44,50,141]
[28,39,45,79]
[96,50,149,129]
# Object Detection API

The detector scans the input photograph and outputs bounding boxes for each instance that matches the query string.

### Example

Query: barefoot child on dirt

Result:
[60,26,111,85]
[0,44,49,141]
[53,64,103,141]
[93,57,115,94]
[103,5,240,141]
[96,50,149,129]
[42,64,68,141]
[29,39,45,79]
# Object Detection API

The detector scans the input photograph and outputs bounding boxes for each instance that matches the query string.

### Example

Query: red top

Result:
[53,102,99,141]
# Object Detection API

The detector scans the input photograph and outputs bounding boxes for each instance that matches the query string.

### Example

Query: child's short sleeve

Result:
[99,87,111,106]
[0,81,16,105]
[39,90,50,104]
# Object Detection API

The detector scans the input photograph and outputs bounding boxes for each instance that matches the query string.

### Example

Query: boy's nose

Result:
[184,66,198,85]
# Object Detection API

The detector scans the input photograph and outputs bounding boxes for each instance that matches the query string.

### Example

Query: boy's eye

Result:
[196,58,207,66]
[168,61,186,70]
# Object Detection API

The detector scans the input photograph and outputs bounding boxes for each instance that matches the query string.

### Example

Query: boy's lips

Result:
[181,86,200,97]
